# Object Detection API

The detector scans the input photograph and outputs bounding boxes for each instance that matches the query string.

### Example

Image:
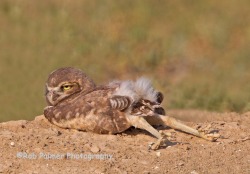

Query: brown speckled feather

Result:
[44,86,131,134]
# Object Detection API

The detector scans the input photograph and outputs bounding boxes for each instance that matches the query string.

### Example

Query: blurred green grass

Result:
[0,0,250,122]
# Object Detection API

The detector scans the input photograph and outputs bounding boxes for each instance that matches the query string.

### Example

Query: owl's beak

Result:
[46,90,55,106]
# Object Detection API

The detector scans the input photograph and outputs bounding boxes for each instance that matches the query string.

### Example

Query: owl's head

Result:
[45,67,96,106]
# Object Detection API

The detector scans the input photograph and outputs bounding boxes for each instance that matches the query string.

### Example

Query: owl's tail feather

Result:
[145,114,220,141]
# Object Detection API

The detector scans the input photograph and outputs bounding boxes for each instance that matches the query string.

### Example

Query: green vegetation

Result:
[0,0,250,121]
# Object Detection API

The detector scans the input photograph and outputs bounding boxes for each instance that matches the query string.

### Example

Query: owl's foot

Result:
[148,131,171,150]
[197,130,220,142]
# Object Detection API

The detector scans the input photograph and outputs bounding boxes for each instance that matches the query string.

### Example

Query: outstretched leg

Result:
[127,116,171,149]
[145,114,219,141]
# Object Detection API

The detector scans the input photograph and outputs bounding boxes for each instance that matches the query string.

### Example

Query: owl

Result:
[44,67,218,149]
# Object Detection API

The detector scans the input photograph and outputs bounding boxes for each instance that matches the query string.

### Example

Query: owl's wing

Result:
[109,95,131,111]
[109,95,165,117]
[44,87,133,134]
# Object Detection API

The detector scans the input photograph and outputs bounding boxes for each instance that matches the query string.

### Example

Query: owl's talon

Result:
[148,131,171,150]
[198,131,220,142]
[148,137,169,150]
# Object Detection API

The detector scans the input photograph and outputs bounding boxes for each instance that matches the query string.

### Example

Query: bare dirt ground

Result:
[0,110,249,174]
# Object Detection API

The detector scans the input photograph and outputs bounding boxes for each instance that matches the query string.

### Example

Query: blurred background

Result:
[0,0,250,122]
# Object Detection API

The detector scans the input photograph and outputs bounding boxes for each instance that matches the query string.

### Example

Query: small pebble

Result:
[84,143,91,149]
[10,142,15,146]
[90,145,100,153]
[156,151,161,157]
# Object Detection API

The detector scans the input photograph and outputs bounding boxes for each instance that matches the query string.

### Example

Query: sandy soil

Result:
[0,110,249,174]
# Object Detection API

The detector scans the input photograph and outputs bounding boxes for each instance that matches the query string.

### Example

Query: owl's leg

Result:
[145,114,219,141]
[127,116,171,150]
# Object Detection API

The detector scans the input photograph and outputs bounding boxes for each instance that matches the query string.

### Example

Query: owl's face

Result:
[45,67,96,106]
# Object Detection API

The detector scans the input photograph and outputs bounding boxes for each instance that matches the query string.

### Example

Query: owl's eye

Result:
[62,85,73,91]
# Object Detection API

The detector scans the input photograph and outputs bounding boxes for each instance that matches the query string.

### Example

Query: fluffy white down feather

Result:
[112,77,158,103]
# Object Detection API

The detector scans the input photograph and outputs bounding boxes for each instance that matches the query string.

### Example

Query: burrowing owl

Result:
[44,67,218,149]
